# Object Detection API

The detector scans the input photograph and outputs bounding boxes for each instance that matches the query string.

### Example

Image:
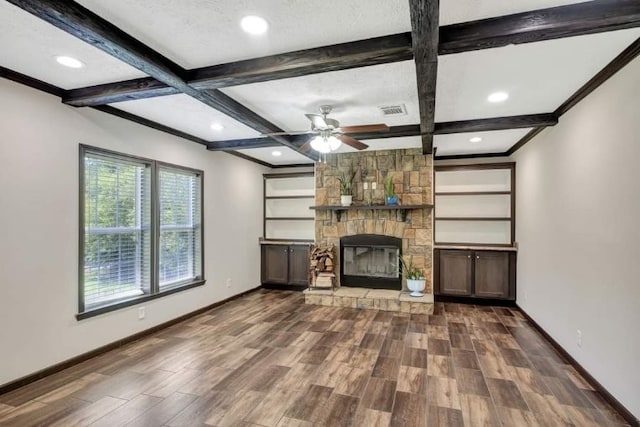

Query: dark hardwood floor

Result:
[0,290,630,426]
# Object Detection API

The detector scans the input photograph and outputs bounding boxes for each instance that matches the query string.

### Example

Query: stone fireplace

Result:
[314,148,433,295]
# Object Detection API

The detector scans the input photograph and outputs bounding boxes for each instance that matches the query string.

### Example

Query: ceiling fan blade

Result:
[305,113,328,129]
[340,124,389,133]
[299,141,313,153]
[261,130,313,136]
[338,134,368,150]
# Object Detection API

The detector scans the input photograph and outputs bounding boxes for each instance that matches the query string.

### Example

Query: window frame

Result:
[78,145,205,320]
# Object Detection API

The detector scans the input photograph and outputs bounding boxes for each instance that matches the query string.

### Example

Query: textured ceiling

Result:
[221,61,419,133]
[0,1,146,89]
[434,129,533,156]
[0,0,638,166]
[75,0,412,69]
[440,0,589,25]
[436,29,640,122]
[111,94,261,141]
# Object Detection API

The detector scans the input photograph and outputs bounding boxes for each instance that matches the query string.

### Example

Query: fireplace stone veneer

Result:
[314,148,433,294]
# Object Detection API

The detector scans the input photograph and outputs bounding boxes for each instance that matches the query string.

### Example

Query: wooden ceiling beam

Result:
[63,33,413,107]
[434,113,558,134]
[61,1,640,108]
[409,0,439,155]
[7,0,317,161]
[206,113,557,151]
[439,0,640,55]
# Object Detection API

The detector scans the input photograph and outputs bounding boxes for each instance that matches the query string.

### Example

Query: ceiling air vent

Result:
[378,104,407,116]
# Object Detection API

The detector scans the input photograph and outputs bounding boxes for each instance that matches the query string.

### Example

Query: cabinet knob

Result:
[284,248,287,253]
[467,255,470,259]
[477,255,480,259]
[290,249,294,253]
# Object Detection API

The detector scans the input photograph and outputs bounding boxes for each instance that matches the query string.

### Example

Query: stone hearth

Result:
[304,287,434,314]
[313,148,433,295]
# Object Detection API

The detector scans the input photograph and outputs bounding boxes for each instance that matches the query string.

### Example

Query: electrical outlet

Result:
[577,330,582,347]
[363,182,368,190]
[371,182,377,190]
[138,306,145,320]
[226,278,232,288]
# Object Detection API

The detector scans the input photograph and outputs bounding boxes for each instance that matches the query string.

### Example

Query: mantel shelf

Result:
[310,204,433,222]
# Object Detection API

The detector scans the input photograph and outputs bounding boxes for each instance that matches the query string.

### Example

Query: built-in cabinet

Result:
[261,243,311,288]
[435,249,516,300]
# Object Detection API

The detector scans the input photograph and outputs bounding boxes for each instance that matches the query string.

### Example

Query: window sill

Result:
[76,279,206,321]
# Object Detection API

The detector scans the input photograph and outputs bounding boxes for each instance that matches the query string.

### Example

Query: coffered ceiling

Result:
[1,0,639,167]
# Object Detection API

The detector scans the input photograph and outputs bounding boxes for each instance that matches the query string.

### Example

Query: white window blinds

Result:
[159,167,202,289]
[80,147,204,315]
[83,153,151,308]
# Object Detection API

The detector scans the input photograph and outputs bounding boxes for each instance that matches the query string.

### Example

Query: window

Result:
[159,167,202,289]
[79,146,204,318]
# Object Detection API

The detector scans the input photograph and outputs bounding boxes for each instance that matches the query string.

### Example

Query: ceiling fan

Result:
[262,105,389,153]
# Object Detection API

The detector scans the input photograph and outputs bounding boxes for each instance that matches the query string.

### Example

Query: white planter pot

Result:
[406,279,426,297]
[340,195,353,206]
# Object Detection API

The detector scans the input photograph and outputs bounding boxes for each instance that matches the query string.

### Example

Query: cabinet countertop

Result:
[259,239,313,246]
[434,245,517,252]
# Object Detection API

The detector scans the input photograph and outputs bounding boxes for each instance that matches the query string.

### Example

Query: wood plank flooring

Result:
[0,290,630,426]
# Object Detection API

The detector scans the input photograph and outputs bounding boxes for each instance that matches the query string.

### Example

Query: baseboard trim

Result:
[0,286,262,397]
[516,304,639,427]
[435,294,516,307]
[261,283,307,291]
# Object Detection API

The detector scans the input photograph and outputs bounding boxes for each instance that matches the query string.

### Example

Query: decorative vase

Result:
[340,195,353,206]
[385,195,398,206]
[407,279,426,297]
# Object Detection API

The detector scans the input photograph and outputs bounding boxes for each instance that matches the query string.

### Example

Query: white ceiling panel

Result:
[434,128,532,156]
[237,147,314,166]
[436,29,640,122]
[334,136,422,154]
[440,0,590,25]
[76,0,412,69]
[0,2,147,89]
[111,94,261,141]
[222,61,419,133]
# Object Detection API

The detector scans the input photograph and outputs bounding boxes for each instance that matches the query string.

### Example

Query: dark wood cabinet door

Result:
[288,245,310,286]
[474,251,510,298]
[261,245,289,284]
[439,250,473,296]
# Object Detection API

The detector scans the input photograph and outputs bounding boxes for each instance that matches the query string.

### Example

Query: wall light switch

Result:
[138,307,145,320]
[363,182,368,190]
[371,182,377,190]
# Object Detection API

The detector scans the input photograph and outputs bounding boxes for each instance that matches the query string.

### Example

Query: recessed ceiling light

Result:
[487,91,509,103]
[271,150,282,157]
[210,123,224,131]
[241,15,268,35]
[55,55,84,68]
[469,137,482,143]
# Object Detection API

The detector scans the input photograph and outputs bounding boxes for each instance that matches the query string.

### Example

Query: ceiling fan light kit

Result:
[262,105,390,158]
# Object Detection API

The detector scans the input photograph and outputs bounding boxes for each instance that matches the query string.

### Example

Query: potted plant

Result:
[384,175,398,206]
[399,255,426,297]
[338,169,356,206]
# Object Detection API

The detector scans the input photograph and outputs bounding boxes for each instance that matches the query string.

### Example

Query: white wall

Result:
[0,78,268,386]
[514,57,640,417]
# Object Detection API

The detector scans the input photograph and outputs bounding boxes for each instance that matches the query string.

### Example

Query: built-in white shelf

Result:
[434,164,515,246]
[264,172,315,241]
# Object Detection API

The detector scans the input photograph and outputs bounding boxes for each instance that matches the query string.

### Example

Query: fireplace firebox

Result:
[340,234,402,290]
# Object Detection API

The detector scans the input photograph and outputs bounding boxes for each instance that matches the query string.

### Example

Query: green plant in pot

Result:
[399,255,426,297]
[384,175,398,206]
[338,169,356,206]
